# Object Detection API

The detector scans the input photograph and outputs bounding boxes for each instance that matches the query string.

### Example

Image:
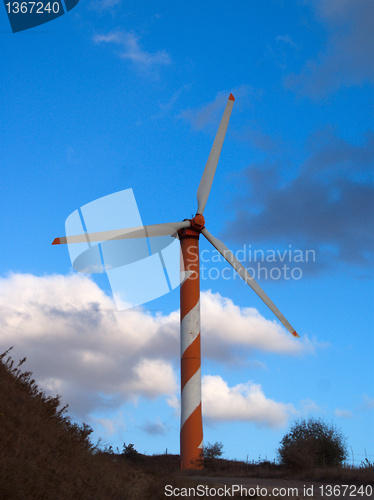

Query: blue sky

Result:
[1,0,373,463]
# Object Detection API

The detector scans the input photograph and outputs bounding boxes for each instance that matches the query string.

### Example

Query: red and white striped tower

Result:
[52,92,301,470]
[178,214,205,470]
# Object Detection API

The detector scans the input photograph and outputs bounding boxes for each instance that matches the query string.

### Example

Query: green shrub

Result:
[203,441,224,459]
[122,443,144,462]
[277,417,348,470]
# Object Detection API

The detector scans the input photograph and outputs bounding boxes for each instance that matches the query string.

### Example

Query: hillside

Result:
[0,348,180,500]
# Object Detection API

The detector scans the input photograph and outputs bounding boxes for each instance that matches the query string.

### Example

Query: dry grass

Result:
[0,348,181,499]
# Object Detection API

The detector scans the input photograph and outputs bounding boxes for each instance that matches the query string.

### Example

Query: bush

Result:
[203,441,224,459]
[277,417,348,470]
[122,443,143,462]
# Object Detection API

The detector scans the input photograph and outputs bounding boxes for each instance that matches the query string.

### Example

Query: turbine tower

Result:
[53,93,299,470]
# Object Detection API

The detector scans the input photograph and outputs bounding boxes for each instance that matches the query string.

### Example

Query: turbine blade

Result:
[201,227,299,338]
[196,93,235,215]
[52,220,191,245]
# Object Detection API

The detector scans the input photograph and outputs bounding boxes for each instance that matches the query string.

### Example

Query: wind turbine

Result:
[53,93,299,470]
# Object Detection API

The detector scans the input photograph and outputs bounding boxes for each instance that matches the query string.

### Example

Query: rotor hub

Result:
[178,214,205,239]
[191,214,205,231]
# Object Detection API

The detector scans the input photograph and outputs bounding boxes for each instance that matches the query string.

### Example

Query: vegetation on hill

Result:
[1,348,373,499]
[0,348,180,500]
[277,417,348,470]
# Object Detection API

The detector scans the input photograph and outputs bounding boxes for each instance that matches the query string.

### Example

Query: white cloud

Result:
[361,395,374,411]
[334,408,353,419]
[141,417,168,435]
[179,85,257,131]
[89,0,121,12]
[266,34,299,71]
[151,84,190,120]
[180,93,228,131]
[299,398,321,414]
[93,30,171,69]
[94,411,127,437]
[275,35,296,47]
[202,375,295,428]
[200,290,310,359]
[131,359,176,397]
[0,273,178,416]
[0,273,313,419]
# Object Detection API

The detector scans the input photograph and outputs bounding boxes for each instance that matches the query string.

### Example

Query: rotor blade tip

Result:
[292,331,300,338]
[52,237,60,245]
[229,93,235,101]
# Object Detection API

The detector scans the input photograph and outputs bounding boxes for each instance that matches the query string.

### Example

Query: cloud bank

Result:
[0,273,178,416]
[225,129,374,271]
[179,85,258,132]
[0,273,310,425]
[202,375,295,428]
[286,0,374,96]
[94,30,171,69]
